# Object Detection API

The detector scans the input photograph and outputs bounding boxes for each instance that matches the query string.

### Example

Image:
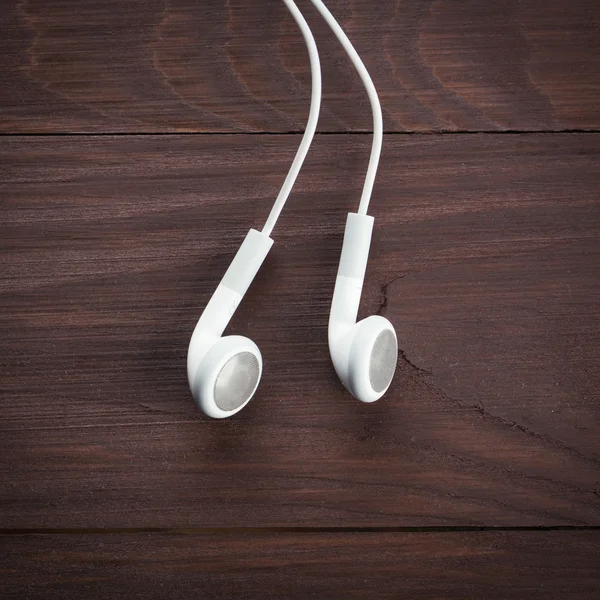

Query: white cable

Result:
[262,0,322,237]
[310,0,383,215]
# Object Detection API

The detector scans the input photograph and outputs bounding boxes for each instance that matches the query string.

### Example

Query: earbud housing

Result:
[329,213,398,402]
[187,229,273,418]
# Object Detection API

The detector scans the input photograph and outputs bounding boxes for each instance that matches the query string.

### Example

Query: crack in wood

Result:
[397,347,600,470]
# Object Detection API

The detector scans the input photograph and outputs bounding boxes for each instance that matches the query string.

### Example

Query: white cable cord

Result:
[262,0,322,237]
[310,0,383,215]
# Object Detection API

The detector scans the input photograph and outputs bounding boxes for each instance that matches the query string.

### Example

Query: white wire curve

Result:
[310,0,383,215]
[262,0,322,237]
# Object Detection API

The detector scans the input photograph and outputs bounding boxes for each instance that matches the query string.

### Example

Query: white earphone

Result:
[311,0,398,403]
[187,0,397,417]
[187,0,321,418]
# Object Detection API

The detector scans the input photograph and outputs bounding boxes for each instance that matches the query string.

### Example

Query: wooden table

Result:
[1,0,599,597]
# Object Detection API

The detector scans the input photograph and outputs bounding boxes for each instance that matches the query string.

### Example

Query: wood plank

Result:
[1,531,599,599]
[1,0,598,133]
[0,133,599,527]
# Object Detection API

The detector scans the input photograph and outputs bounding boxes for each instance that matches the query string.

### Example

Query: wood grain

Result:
[1,531,599,599]
[1,0,599,133]
[1,133,599,527]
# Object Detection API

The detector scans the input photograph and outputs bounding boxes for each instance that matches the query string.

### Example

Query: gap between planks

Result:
[0,130,599,137]
[1,526,600,536]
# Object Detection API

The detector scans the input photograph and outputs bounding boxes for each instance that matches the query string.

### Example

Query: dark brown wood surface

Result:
[1,134,599,528]
[2,531,600,599]
[1,0,600,597]
[1,0,599,132]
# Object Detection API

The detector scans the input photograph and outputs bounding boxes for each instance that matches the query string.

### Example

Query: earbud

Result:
[187,229,273,418]
[329,213,398,403]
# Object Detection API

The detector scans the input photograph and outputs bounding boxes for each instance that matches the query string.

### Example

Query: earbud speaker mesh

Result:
[214,352,260,412]
[369,329,398,393]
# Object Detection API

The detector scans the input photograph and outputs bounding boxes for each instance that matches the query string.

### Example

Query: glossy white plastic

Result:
[187,229,273,418]
[329,213,398,402]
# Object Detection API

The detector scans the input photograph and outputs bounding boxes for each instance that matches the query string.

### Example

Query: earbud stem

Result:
[195,228,274,339]
[330,212,374,332]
